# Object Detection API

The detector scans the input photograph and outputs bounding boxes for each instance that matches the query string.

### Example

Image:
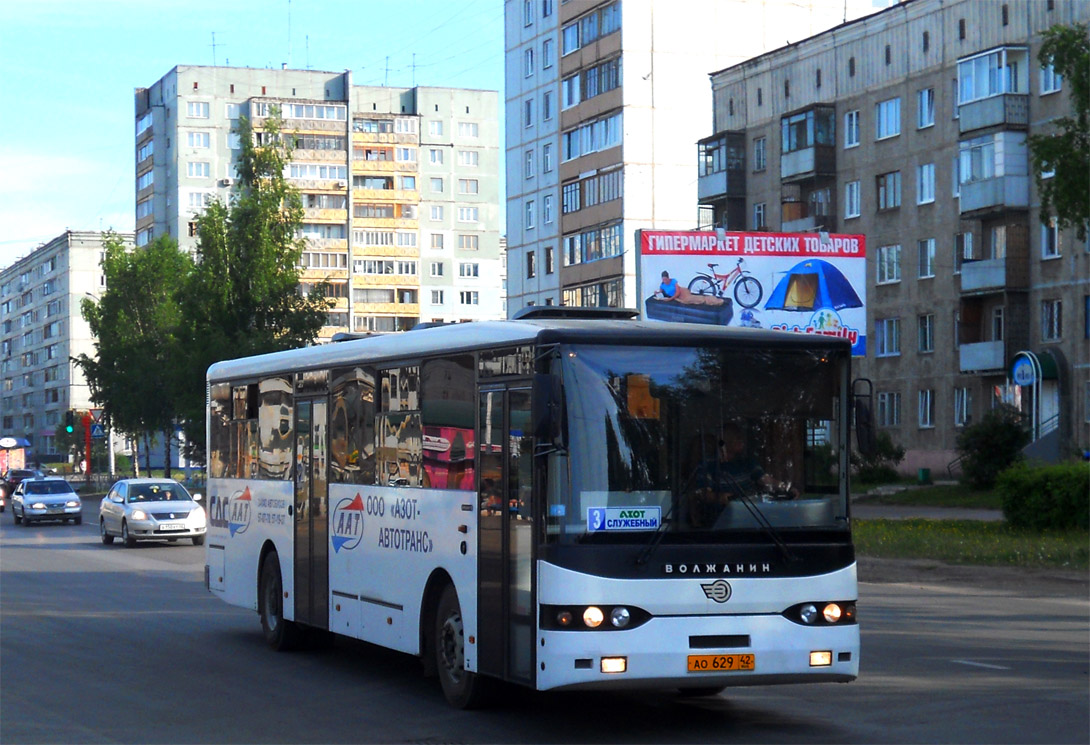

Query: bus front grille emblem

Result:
[701,579,732,603]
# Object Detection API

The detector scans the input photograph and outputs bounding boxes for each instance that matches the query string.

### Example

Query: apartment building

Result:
[135,67,504,339]
[504,0,884,312]
[0,231,130,460]
[700,0,1090,468]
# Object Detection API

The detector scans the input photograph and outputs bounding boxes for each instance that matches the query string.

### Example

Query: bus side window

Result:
[378,367,421,486]
[258,376,294,480]
[331,366,376,485]
[209,383,233,479]
[421,356,475,490]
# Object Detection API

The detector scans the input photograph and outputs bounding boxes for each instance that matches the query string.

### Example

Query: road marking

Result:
[951,659,1010,670]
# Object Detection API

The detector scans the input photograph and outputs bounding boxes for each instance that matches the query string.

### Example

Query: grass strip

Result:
[854,518,1089,571]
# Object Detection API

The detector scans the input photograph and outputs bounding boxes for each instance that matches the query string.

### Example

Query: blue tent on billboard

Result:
[764,259,863,312]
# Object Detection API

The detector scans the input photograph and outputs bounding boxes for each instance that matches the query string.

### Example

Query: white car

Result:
[99,479,206,547]
[11,477,82,525]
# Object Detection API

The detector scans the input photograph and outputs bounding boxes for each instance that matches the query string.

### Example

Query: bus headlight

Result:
[799,604,819,624]
[556,610,573,627]
[610,607,631,628]
[583,606,604,628]
[822,603,843,623]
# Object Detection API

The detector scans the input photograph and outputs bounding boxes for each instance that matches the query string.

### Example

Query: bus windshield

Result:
[549,343,848,542]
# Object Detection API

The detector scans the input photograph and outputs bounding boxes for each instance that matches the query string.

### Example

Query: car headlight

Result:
[30,502,47,510]
[131,509,148,520]
[190,505,206,521]
[66,500,80,508]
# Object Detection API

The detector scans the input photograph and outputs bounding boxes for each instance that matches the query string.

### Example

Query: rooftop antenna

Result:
[412,53,416,87]
[210,31,224,66]
[306,34,310,69]
[287,0,292,68]
[384,55,390,87]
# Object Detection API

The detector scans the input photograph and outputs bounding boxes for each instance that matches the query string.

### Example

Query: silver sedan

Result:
[99,479,207,547]
[11,477,82,525]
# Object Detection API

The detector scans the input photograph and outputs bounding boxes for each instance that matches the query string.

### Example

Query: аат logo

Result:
[228,487,252,537]
[331,494,365,553]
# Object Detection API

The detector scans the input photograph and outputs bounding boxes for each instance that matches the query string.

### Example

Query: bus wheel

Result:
[435,584,492,709]
[259,552,301,651]
[677,685,727,697]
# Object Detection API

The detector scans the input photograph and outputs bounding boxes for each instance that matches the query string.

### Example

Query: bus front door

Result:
[293,398,329,630]
[477,387,534,685]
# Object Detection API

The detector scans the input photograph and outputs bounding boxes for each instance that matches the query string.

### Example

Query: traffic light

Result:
[65,410,75,433]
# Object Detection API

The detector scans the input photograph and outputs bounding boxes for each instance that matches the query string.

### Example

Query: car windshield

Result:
[25,481,74,495]
[548,343,848,543]
[11,470,39,480]
[127,483,190,502]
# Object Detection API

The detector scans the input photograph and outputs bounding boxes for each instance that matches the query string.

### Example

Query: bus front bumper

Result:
[535,613,858,692]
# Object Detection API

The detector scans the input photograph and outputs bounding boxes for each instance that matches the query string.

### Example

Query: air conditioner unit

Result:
[335,181,347,189]
[219,178,233,187]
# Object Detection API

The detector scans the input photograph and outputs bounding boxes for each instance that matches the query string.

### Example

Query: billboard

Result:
[638,230,867,356]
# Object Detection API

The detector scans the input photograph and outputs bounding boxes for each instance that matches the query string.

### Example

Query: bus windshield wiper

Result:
[635,502,672,567]
[722,474,797,564]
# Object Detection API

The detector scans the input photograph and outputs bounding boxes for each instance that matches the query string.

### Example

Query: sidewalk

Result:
[850,481,1004,522]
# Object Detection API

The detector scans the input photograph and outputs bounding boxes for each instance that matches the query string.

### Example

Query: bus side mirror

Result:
[852,377,877,459]
[533,373,567,451]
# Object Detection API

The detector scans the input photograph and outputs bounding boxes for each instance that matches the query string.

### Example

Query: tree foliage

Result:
[1028,22,1090,240]
[174,112,331,456]
[76,233,192,470]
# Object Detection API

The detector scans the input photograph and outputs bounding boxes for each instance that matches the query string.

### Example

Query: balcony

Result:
[697,131,745,202]
[959,340,1005,373]
[959,175,1029,216]
[780,145,836,183]
[958,94,1029,135]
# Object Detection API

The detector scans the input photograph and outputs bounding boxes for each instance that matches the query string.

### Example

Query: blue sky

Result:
[0,0,504,268]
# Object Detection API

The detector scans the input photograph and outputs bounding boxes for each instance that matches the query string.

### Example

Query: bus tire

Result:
[259,552,302,651]
[434,584,492,709]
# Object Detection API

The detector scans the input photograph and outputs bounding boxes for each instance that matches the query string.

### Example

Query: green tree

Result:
[175,112,331,458]
[1028,22,1089,240]
[956,405,1031,490]
[76,233,192,475]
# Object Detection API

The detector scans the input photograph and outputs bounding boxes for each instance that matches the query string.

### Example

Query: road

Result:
[1,505,1087,744]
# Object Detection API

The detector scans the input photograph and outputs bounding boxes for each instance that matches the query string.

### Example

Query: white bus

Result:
[205,308,866,707]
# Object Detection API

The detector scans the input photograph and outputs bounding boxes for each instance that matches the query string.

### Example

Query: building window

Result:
[525,200,535,229]
[429,148,444,165]
[877,391,901,427]
[1042,299,1062,340]
[543,195,554,224]
[753,137,767,171]
[916,163,935,204]
[430,234,445,250]
[458,178,478,195]
[918,389,935,429]
[876,318,901,357]
[527,251,537,279]
[430,261,444,277]
[844,110,860,148]
[918,238,936,278]
[1042,219,1060,258]
[917,88,935,128]
[1040,65,1063,94]
[875,97,901,140]
[543,38,554,68]
[545,245,555,274]
[431,290,445,305]
[523,0,533,25]
[187,101,210,118]
[430,206,443,221]
[524,48,534,77]
[877,244,902,284]
[458,207,479,223]
[753,202,766,229]
[429,120,444,136]
[561,74,580,109]
[460,291,479,306]
[430,177,444,193]
[918,314,935,353]
[877,171,902,210]
[955,231,974,273]
[459,262,480,278]
[923,30,930,53]
[958,47,1028,104]
[458,121,479,138]
[186,161,210,178]
[845,181,861,219]
[458,234,479,251]
[543,144,554,173]
[524,99,533,128]
[952,387,971,428]
[524,150,535,178]
[849,56,856,77]
[542,0,553,17]
[457,150,479,167]
[186,131,211,148]
[543,90,553,121]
